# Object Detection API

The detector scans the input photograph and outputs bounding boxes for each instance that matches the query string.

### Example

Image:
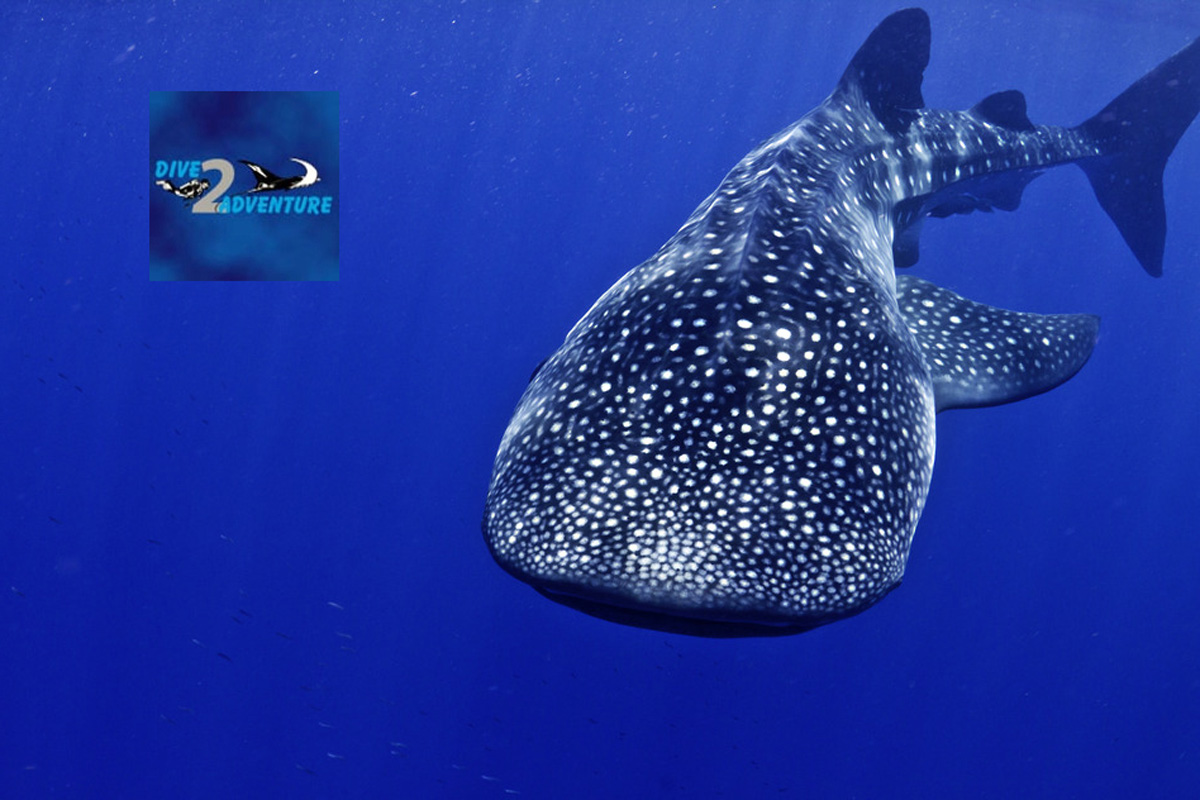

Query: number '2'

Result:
[191,159,235,214]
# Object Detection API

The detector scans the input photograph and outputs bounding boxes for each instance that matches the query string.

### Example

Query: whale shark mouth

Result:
[533,583,876,638]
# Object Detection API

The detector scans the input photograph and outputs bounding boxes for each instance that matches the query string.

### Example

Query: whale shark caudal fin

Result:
[894,275,1100,412]
[1078,33,1200,277]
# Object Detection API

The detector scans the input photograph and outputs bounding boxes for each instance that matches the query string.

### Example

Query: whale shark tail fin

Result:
[1078,34,1200,276]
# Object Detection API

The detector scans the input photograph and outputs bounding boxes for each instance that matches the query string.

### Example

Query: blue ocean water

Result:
[2,1,1198,797]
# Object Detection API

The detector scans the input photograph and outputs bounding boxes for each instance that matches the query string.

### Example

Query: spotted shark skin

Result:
[483,9,1200,636]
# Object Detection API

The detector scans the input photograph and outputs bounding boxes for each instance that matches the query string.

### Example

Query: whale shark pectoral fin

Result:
[836,8,930,135]
[895,275,1100,412]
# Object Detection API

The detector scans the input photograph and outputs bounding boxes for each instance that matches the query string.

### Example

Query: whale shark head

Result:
[484,265,937,635]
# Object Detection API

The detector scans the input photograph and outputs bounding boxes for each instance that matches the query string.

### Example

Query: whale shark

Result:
[482,9,1200,636]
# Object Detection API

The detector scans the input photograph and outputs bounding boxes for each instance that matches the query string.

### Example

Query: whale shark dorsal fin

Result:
[971,90,1035,131]
[836,7,930,135]
[895,275,1100,412]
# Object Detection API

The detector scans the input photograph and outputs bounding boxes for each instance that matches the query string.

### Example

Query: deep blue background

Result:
[2,1,1198,797]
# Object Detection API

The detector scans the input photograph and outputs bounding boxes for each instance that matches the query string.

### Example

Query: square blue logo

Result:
[150,91,339,281]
